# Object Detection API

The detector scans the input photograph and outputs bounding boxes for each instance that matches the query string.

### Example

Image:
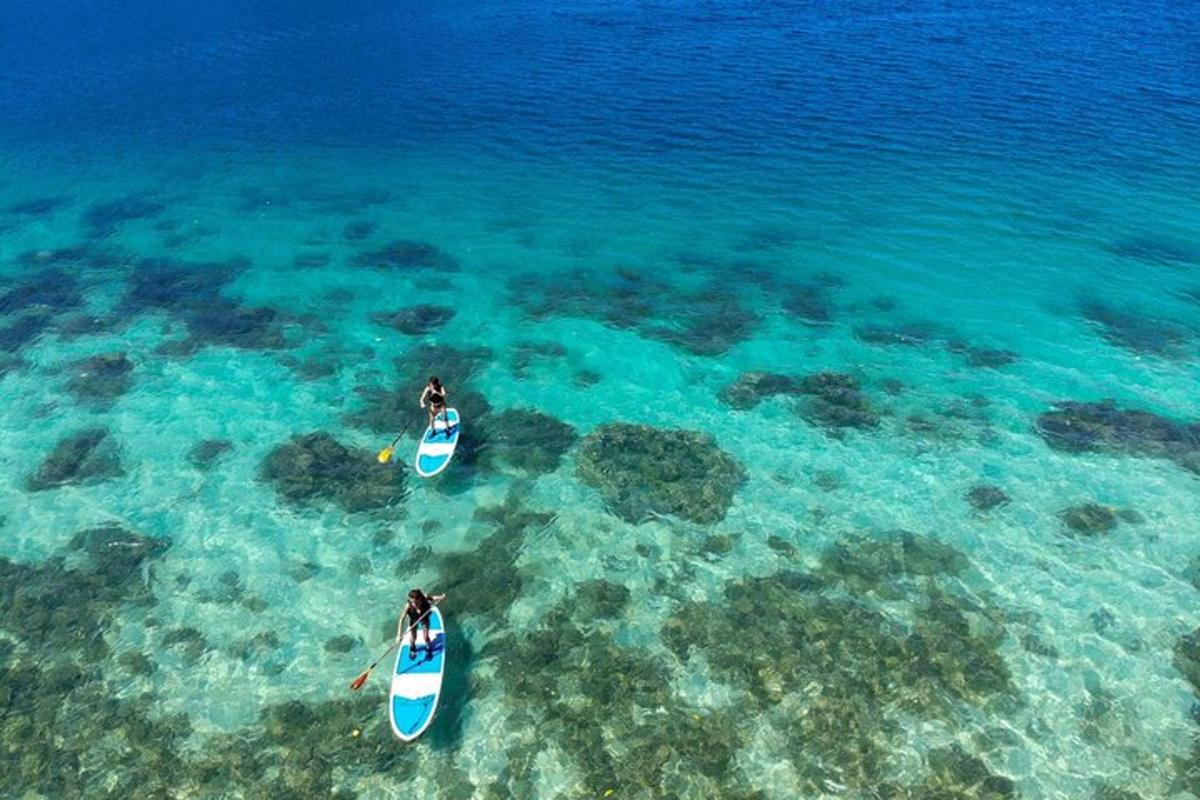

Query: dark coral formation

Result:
[26,427,124,491]
[4,195,72,216]
[64,352,134,404]
[188,439,234,469]
[782,282,835,326]
[121,256,291,352]
[854,321,942,347]
[1059,503,1119,536]
[478,408,577,475]
[483,581,742,798]
[1175,627,1200,694]
[661,532,1015,797]
[293,251,331,269]
[1108,237,1200,268]
[959,345,1020,369]
[795,371,880,431]
[431,494,554,623]
[1036,400,1200,474]
[1080,300,1192,359]
[967,484,1010,511]
[0,312,53,352]
[83,195,165,235]
[0,268,84,316]
[258,432,406,512]
[342,220,376,241]
[508,268,759,356]
[370,304,455,335]
[351,240,460,272]
[510,340,566,379]
[576,422,746,523]
[717,371,801,410]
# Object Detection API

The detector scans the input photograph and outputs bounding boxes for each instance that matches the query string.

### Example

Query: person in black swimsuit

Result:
[397,588,444,659]
[419,376,449,436]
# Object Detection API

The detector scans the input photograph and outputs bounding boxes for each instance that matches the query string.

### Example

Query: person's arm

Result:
[418,386,430,408]
[430,593,445,604]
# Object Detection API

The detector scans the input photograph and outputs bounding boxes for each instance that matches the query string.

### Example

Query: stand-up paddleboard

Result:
[415,408,460,478]
[389,607,446,741]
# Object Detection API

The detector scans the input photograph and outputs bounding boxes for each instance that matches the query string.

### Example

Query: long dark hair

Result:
[428,376,442,390]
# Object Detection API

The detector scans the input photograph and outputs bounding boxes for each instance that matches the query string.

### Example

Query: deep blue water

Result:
[2,2,1200,798]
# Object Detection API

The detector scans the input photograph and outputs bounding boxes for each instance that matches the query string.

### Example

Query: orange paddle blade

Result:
[349,670,370,691]
[376,447,394,464]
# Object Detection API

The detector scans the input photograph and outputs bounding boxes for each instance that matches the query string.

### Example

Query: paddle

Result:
[349,595,445,691]
[376,432,404,464]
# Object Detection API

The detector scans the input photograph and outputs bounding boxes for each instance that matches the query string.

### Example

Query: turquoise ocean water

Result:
[2,1,1200,797]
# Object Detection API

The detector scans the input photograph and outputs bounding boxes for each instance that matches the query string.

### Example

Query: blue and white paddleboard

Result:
[415,408,460,478]
[388,607,446,742]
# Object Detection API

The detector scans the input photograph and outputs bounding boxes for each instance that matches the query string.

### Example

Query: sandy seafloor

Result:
[2,1,1200,798]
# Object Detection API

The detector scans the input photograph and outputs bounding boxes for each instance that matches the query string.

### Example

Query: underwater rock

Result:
[919,744,1016,799]
[854,321,940,347]
[26,427,124,491]
[967,484,1010,511]
[1183,556,1200,590]
[1058,503,1118,536]
[342,220,376,241]
[117,651,157,676]
[573,369,602,388]
[371,304,456,335]
[64,351,134,404]
[485,589,740,797]
[818,531,969,598]
[782,283,835,326]
[662,561,1012,796]
[509,268,759,356]
[0,268,84,316]
[1080,300,1192,359]
[352,239,460,271]
[1174,627,1200,694]
[68,525,169,577]
[965,347,1020,369]
[187,438,233,469]
[161,626,209,662]
[0,312,53,352]
[432,494,553,622]
[121,256,245,311]
[292,251,331,269]
[4,195,72,216]
[576,422,746,524]
[181,299,289,351]
[1020,632,1060,658]
[794,371,880,431]
[259,432,406,512]
[510,340,567,379]
[1108,237,1200,268]
[323,635,359,654]
[717,371,800,410]
[641,290,759,356]
[479,408,577,475]
[1036,400,1200,474]
[231,631,280,662]
[767,535,797,555]
[83,195,165,235]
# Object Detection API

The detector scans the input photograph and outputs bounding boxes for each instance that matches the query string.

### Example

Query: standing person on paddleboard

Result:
[419,377,450,436]
[399,588,444,659]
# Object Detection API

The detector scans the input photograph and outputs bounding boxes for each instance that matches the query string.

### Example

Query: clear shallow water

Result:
[2,1,1200,798]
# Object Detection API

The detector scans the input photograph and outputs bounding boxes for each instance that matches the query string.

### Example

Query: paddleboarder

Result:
[419,377,449,436]
[398,588,444,659]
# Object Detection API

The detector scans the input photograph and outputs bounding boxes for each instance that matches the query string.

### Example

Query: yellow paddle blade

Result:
[377,447,394,464]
